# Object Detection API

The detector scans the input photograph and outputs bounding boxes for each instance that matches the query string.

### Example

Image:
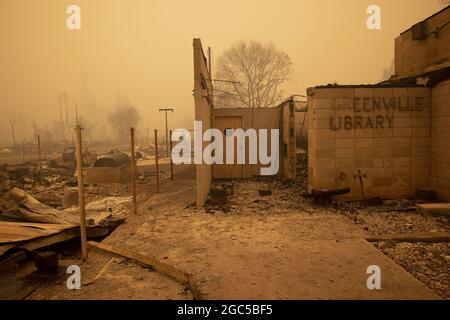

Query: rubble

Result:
[0,188,126,264]
[375,242,450,299]
[258,189,272,196]
[33,251,59,274]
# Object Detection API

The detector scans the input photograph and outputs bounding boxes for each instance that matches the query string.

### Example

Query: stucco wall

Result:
[212,107,282,178]
[193,38,213,206]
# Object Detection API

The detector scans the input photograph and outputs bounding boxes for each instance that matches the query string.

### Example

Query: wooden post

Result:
[75,125,88,261]
[37,135,42,182]
[130,128,137,215]
[164,112,169,158]
[154,129,160,193]
[169,130,173,180]
[22,139,25,164]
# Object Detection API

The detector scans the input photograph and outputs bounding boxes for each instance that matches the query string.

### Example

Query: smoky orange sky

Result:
[0,0,444,145]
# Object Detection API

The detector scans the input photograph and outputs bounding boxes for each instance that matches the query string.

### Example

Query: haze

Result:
[0,0,443,145]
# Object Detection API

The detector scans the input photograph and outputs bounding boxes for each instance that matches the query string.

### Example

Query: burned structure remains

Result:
[308,7,450,201]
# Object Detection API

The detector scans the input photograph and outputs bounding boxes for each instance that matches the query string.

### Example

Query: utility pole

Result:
[37,135,42,183]
[208,47,212,77]
[154,129,160,193]
[75,125,88,261]
[169,130,173,181]
[158,108,174,158]
[130,128,137,215]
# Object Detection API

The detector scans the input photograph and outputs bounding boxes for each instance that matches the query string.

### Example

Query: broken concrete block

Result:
[208,187,228,206]
[61,191,78,209]
[417,203,450,217]
[363,197,383,207]
[415,188,437,202]
[258,189,272,196]
[34,251,59,274]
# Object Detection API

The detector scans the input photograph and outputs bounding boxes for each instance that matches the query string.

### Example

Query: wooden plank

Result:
[17,228,80,252]
[87,241,190,284]
[87,241,204,300]
[365,231,450,243]
[0,250,27,272]
[0,243,18,256]
[0,221,73,243]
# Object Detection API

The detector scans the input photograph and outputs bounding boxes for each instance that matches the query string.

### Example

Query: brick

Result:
[373,147,393,157]
[394,138,412,147]
[373,177,393,187]
[394,157,411,167]
[393,167,411,177]
[336,159,354,167]
[374,138,392,147]
[315,109,335,119]
[314,138,336,149]
[393,117,412,128]
[315,167,336,179]
[412,157,429,167]
[354,148,374,159]
[412,166,430,177]
[412,127,430,137]
[374,157,393,167]
[412,117,430,127]
[354,129,374,138]
[394,128,411,137]
[354,138,373,148]
[316,159,336,168]
[412,136,430,147]
[374,168,393,177]
[412,176,430,187]
[315,178,337,189]
[336,148,354,158]
[335,130,354,138]
[374,128,393,138]
[412,147,429,157]
[394,147,412,157]
[316,149,335,159]
[336,139,353,148]
[354,159,374,168]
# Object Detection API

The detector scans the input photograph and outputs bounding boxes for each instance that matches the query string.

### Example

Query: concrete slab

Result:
[417,203,450,217]
[192,238,439,300]
[125,176,440,300]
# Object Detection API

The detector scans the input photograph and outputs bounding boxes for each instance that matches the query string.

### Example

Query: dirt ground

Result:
[4,166,444,300]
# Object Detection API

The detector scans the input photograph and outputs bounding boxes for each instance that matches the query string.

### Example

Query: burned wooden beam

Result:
[310,188,351,204]
[87,241,203,300]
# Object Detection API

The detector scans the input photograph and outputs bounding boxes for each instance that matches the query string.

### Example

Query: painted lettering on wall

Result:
[330,97,427,131]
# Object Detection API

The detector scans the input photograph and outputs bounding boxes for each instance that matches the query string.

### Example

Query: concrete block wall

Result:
[431,79,450,200]
[308,86,432,199]
[193,38,213,206]
[395,7,450,79]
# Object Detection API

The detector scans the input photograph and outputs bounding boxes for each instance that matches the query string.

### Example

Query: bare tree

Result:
[215,41,293,109]
[31,120,41,145]
[107,106,140,143]
[78,117,97,144]
[9,113,17,147]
